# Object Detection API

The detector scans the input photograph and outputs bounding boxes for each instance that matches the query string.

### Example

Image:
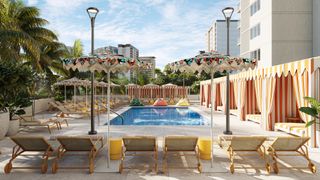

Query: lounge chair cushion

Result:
[11,136,53,151]
[165,136,198,151]
[123,136,156,151]
[57,136,100,151]
[268,137,310,151]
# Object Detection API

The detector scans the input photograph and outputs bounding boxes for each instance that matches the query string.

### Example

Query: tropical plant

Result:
[299,97,320,127]
[0,0,57,65]
[0,61,34,120]
[129,98,144,106]
[65,39,83,58]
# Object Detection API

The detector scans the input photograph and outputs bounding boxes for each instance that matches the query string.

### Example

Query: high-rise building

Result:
[138,56,156,79]
[206,20,240,56]
[94,46,118,55]
[117,44,139,80]
[238,0,320,68]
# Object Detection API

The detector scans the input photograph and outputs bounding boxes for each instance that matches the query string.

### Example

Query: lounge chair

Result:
[49,102,88,117]
[4,136,56,174]
[52,136,106,174]
[218,135,270,174]
[163,136,201,173]
[265,136,316,174]
[19,115,59,134]
[120,136,157,173]
[246,114,261,124]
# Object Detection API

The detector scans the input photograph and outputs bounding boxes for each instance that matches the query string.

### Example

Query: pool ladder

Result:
[110,109,125,125]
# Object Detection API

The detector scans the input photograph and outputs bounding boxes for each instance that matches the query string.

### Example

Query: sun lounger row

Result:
[19,115,69,134]
[4,135,317,174]
[4,136,106,174]
[218,135,316,174]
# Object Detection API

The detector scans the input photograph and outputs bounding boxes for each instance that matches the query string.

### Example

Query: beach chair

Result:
[265,136,316,174]
[218,135,270,174]
[19,115,59,134]
[163,136,201,173]
[52,136,106,174]
[4,136,56,174]
[120,136,157,173]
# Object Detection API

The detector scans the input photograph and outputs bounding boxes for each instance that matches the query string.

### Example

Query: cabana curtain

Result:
[239,80,247,121]
[293,71,310,123]
[254,77,263,112]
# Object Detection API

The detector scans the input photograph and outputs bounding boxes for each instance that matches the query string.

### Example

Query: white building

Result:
[238,0,320,68]
[117,44,139,80]
[206,20,240,56]
[138,56,156,79]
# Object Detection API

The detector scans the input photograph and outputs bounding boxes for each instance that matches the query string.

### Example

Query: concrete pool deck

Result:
[0,105,319,180]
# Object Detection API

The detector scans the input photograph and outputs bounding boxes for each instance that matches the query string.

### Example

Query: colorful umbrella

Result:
[167,51,257,167]
[63,55,151,167]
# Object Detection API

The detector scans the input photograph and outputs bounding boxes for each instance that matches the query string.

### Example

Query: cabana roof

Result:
[200,57,320,85]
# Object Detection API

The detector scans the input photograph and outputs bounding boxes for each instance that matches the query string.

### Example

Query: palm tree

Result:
[66,39,83,58]
[0,0,57,66]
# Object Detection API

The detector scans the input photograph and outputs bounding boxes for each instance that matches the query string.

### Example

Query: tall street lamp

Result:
[222,7,234,135]
[87,7,99,135]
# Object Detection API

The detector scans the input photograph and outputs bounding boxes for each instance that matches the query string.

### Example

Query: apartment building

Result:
[94,46,118,55]
[118,44,139,80]
[238,0,320,68]
[206,20,240,56]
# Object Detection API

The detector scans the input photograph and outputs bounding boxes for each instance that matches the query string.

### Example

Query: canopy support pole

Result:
[223,73,232,135]
[88,72,97,135]
[64,85,66,102]
[107,69,111,168]
[210,71,214,168]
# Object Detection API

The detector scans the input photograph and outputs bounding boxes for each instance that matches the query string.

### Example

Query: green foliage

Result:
[0,61,34,120]
[299,97,320,127]
[129,98,144,106]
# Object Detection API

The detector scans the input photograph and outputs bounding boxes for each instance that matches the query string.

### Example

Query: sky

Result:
[24,0,239,69]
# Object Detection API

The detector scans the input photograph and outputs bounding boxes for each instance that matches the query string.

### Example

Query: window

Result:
[250,49,261,60]
[250,23,260,39]
[250,0,260,16]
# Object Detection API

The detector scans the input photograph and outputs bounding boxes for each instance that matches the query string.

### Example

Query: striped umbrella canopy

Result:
[63,54,151,168]
[167,51,257,168]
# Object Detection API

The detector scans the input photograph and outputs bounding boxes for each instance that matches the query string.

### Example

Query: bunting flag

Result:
[167,51,257,74]
[63,54,152,73]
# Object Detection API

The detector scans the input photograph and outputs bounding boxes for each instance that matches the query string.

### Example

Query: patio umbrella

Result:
[63,54,150,167]
[167,51,257,167]
[53,77,89,106]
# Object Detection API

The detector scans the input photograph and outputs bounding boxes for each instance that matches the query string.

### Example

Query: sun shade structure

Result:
[167,51,257,167]
[63,54,151,167]
[53,77,90,106]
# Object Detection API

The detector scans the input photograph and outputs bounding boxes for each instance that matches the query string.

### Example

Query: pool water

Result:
[110,107,206,125]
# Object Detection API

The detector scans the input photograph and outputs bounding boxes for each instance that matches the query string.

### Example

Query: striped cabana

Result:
[161,83,178,104]
[126,83,140,100]
[142,83,160,104]
[200,57,320,147]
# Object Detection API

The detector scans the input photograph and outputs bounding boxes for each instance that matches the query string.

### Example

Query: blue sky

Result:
[25,0,238,69]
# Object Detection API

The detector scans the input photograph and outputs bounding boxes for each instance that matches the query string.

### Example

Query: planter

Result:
[6,119,20,136]
[0,112,9,139]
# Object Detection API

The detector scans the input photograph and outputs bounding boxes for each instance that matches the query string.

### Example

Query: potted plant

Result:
[299,97,320,146]
[0,61,34,136]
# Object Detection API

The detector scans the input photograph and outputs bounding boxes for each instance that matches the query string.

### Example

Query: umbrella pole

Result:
[64,85,66,102]
[74,85,76,108]
[210,71,214,168]
[107,70,111,168]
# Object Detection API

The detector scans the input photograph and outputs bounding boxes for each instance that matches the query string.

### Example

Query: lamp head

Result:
[222,7,234,19]
[87,7,99,19]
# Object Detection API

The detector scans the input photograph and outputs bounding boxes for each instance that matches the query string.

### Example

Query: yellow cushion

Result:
[198,137,212,160]
[109,138,122,160]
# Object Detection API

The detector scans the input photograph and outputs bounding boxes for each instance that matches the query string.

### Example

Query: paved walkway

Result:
[0,105,319,180]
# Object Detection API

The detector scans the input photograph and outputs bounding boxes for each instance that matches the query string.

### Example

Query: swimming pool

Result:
[109,107,206,125]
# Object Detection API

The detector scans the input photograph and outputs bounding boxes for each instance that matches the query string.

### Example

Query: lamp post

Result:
[87,7,99,135]
[222,7,234,135]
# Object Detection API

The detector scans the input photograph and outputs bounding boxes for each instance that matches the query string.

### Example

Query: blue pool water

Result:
[110,107,206,125]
